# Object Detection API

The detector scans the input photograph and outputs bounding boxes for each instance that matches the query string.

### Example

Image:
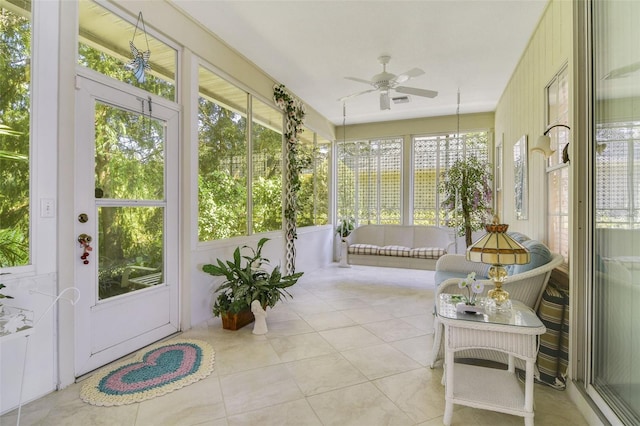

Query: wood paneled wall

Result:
[494,0,572,241]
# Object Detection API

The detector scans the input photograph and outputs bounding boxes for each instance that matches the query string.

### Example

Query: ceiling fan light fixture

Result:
[380,92,390,110]
[392,96,410,104]
[339,55,438,110]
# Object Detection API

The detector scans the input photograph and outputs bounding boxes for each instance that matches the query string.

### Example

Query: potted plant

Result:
[335,217,355,240]
[202,237,303,330]
[439,156,493,248]
[0,283,13,301]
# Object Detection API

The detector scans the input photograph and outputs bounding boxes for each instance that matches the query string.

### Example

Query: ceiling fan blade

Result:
[338,88,376,102]
[394,68,425,83]
[603,61,640,79]
[345,76,374,85]
[395,86,438,98]
[380,92,390,110]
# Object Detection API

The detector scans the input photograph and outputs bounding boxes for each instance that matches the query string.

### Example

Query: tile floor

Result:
[1,264,587,425]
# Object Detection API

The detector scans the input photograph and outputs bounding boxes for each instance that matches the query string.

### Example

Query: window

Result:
[413,131,490,226]
[545,65,569,262]
[199,66,300,240]
[0,0,31,268]
[297,127,330,227]
[197,67,248,241]
[336,138,402,225]
[78,0,177,101]
[251,98,283,233]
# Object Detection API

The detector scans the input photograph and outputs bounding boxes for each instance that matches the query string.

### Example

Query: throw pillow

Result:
[511,239,552,275]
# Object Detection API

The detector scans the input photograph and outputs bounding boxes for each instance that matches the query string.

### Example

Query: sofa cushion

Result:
[410,247,446,259]
[502,232,530,275]
[378,245,412,257]
[348,244,380,255]
[511,239,552,275]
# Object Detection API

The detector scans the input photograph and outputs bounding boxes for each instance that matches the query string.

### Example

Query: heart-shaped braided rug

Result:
[80,339,215,406]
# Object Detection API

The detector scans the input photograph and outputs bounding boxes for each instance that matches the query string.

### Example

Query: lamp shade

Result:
[466,223,530,265]
[531,135,556,157]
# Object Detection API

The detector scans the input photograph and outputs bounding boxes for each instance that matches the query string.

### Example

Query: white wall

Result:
[0,0,61,414]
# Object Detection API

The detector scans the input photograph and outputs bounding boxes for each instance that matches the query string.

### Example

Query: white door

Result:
[74,73,179,375]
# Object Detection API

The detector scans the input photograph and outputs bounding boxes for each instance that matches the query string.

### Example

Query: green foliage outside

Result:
[0,8,30,267]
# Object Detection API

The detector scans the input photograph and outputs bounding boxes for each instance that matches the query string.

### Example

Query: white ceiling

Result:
[172,0,548,125]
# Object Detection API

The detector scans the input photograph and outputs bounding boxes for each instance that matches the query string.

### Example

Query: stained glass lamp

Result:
[466,216,530,310]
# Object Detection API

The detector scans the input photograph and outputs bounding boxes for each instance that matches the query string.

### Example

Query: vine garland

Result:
[273,84,306,237]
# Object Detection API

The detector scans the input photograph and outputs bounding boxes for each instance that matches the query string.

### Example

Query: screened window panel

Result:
[251,98,283,234]
[413,132,490,226]
[337,141,358,221]
[336,139,401,226]
[314,136,330,226]
[413,137,439,225]
[297,127,329,227]
[197,67,248,241]
[378,140,401,224]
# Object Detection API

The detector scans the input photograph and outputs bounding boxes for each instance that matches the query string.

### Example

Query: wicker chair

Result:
[429,252,564,368]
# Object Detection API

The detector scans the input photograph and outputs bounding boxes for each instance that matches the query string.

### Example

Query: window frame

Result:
[0,0,58,276]
[544,63,570,265]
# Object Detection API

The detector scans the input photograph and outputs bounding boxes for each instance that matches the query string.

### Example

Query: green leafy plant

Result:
[440,156,493,247]
[0,283,14,300]
[335,217,355,238]
[202,237,303,316]
[273,84,306,240]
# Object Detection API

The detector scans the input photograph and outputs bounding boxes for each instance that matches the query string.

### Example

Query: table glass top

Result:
[436,294,543,328]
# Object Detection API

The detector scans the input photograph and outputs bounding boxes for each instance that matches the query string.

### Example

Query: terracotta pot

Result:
[221,308,255,330]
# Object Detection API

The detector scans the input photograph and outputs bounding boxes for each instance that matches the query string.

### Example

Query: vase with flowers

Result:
[455,272,485,314]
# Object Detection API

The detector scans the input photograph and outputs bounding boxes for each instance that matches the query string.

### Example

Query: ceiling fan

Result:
[338,55,438,110]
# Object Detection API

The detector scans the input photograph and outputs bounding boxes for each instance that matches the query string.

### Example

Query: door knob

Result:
[78,234,92,244]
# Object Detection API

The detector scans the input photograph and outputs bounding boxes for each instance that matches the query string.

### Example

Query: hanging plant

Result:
[439,156,493,247]
[273,84,306,238]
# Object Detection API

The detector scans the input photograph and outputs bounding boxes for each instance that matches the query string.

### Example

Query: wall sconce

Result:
[533,124,571,162]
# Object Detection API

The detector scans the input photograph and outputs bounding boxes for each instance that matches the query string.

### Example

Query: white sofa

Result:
[343,225,455,270]
[429,233,564,368]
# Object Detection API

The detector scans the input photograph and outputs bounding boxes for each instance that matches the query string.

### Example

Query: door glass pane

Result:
[98,206,164,300]
[95,103,164,200]
[592,0,640,423]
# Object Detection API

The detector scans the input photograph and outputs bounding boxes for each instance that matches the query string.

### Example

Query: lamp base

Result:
[488,287,510,304]
[487,265,512,311]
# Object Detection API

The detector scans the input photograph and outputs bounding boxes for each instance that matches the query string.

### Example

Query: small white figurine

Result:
[251,300,268,335]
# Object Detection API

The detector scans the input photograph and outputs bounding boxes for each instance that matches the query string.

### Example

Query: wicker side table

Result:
[436,295,546,426]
